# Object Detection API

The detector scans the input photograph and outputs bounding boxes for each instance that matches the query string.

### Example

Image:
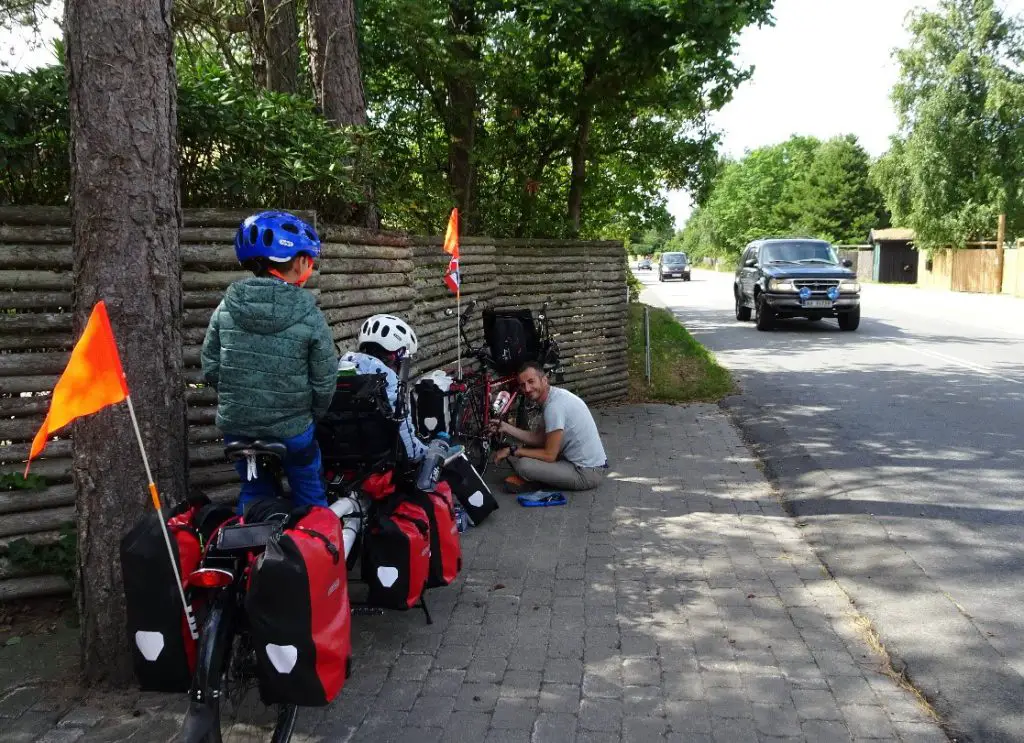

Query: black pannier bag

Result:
[316,372,398,473]
[121,495,233,692]
[483,308,540,375]
[442,452,499,525]
[411,376,450,440]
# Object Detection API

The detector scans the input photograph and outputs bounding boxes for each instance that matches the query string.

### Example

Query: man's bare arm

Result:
[516,429,563,463]
[498,420,545,447]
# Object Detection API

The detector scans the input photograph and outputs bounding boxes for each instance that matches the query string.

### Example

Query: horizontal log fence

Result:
[0,206,626,599]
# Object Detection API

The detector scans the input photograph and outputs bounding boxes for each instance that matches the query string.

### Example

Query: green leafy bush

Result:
[0,65,69,206]
[7,524,77,585]
[0,64,371,222]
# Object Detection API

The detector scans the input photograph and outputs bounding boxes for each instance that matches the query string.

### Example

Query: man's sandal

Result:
[516,491,567,507]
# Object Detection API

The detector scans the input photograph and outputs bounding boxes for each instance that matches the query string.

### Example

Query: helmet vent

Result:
[281,222,300,234]
[262,229,274,247]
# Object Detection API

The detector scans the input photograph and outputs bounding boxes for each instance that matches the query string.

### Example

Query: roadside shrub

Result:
[0,64,371,222]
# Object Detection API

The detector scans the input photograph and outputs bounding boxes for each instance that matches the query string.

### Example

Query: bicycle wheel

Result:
[181,593,298,743]
[452,383,490,474]
[219,631,298,743]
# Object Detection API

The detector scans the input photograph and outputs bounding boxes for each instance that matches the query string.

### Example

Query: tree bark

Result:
[65,0,187,686]
[306,0,379,227]
[306,0,367,126]
[244,0,268,87]
[264,0,299,94]
[567,107,592,237]
[446,0,479,231]
[567,61,598,237]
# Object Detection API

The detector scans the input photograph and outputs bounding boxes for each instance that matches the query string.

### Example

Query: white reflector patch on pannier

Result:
[266,644,298,674]
[377,566,400,587]
[135,631,165,661]
[424,417,438,432]
[468,491,485,508]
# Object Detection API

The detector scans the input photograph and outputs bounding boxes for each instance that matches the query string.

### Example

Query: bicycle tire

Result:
[182,593,298,743]
[182,597,231,743]
[452,383,490,474]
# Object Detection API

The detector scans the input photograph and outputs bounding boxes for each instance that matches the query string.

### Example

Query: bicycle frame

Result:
[450,370,520,431]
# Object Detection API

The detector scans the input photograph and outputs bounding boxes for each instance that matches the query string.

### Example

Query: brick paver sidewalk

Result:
[8,404,947,742]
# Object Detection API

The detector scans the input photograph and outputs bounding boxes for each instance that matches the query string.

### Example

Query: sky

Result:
[664,0,1024,228]
[3,0,1023,229]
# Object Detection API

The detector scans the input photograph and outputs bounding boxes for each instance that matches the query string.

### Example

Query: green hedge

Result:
[0,65,370,222]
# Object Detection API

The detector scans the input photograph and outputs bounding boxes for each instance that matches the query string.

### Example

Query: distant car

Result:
[658,252,690,281]
[637,259,652,270]
[733,238,861,331]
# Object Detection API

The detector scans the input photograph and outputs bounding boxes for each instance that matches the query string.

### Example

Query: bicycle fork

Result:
[180,588,236,743]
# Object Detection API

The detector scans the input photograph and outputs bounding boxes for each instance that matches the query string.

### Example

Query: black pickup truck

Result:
[733,238,861,331]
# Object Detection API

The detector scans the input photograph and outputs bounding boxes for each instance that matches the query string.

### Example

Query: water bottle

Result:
[454,505,470,533]
[415,433,450,492]
[492,390,511,416]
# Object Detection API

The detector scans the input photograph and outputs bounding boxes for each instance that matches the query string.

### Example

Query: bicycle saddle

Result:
[224,439,288,461]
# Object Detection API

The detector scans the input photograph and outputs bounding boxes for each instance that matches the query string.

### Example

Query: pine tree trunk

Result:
[306,0,367,126]
[307,0,379,227]
[65,0,187,686]
[265,0,299,94]
[446,0,479,229]
[567,108,592,237]
[567,62,597,237]
[245,0,268,87]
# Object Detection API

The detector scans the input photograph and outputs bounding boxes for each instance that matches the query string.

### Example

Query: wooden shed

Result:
[869,228,918,284]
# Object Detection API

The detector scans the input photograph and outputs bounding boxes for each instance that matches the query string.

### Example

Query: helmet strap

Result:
[268,260,314,287]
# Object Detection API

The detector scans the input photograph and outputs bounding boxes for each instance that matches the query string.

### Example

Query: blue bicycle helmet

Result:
[234,211,321,264]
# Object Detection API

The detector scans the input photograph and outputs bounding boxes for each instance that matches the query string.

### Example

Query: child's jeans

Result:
[225,423,327,514]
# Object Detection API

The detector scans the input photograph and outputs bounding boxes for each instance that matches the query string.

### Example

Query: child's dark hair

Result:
[241,251,313,277]
[359,341,400,367]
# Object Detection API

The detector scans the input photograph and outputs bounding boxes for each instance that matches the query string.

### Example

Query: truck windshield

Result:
[761,242,837,264]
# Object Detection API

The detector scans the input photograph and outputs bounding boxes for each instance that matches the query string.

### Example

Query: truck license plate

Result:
[804,299,832,309]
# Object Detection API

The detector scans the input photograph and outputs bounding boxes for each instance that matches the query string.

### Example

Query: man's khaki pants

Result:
[508,456,607,491]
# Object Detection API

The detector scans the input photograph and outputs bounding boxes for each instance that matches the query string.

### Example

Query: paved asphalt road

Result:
[638,267,1024,743]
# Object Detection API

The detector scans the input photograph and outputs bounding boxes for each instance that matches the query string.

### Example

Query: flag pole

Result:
[124,395,198,640]
[457,286,462,381]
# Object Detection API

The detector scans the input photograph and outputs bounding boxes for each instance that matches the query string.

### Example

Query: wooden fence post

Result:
[997,213,1007,294]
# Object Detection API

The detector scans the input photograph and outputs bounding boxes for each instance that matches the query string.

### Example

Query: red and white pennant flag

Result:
[443,208,460,296]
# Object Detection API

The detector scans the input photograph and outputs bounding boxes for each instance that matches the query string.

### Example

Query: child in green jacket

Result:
[201,211,337,511]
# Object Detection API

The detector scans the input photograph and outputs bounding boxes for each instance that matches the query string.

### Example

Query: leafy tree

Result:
[361,0,772,237]
[873,0,1024,247]
[678,134,888,257]
[789,135,888,243]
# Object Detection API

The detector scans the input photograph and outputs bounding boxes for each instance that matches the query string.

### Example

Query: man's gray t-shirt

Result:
[543,387,607,468]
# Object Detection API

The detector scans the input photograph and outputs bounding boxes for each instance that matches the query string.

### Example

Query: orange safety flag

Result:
[443,208,461,295]
[443,208,459,256]
[25,301,129,474]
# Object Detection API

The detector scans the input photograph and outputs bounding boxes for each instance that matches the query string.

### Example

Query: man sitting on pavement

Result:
[493,361,608,492]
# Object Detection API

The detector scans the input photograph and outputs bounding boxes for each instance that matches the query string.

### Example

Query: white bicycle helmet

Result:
[358,314,419,356]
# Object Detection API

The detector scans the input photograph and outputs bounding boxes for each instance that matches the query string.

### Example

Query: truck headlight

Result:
[768,279,797,292]
[839,280,860,293]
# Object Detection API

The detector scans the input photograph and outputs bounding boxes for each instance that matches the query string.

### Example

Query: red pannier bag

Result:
[422,481,462,588]
[120,495,233,692]
[362,496,431,610]
[245,506,351,706]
